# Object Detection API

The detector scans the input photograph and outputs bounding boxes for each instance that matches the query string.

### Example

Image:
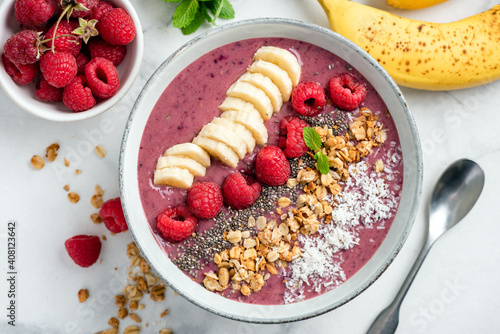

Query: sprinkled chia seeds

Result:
[298,110,348,135]
[171,177,300,277]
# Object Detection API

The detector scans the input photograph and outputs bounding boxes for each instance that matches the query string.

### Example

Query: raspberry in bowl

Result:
[120,19,423,323]
[0,0,143,121]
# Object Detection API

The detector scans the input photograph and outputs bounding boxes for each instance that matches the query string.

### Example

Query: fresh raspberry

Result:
[89,1,113,20]
[84,57,119,98]
[64,234,101,268]
[187,182,223,219]
[221,172,261,210]
[97,8,136,46]
[291,81,326,117]
[45,20,81,56]
[99,197,128,233]
[278,116,309,158]
[3,30,41,65]
[157,205,197,242]
[14,0,57,27]
[63,75,96,111]
[328,73,367,110]
[39,52,77,88]
[2,53,38,85]
[36,76,63,101]
[255,146,291,186]
[88,38,126,66]
[75,52,89,74]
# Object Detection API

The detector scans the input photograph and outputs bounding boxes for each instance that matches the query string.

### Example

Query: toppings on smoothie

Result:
[222,172,262,210]
[99,197,128,233]
[328,73,368,110]
[253,46,302,88]
[143,42,402,305]
[203,215,301,296]
[152,46,301,189]
[291,81,326,117]
[278,116,310,158]
[64,234,102,267]
[255,146,291,186]
[187,182,223,219]
[157,205,197,242]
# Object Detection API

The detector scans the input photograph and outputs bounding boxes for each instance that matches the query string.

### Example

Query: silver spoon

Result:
[367,158,485,334]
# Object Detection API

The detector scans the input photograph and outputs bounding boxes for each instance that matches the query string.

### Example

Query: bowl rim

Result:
[0,0,144,122]
[119,17,423,323]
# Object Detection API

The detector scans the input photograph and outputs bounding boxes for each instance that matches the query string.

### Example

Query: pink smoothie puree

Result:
[137,37,403,305]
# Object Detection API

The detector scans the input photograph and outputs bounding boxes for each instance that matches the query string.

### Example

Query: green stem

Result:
[50,5,72,53]
[40,34,75,45]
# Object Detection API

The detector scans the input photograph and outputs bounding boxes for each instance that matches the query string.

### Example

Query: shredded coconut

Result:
[284,157,401,303]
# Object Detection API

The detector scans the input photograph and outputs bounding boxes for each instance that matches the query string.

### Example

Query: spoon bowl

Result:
[429,159,485,242]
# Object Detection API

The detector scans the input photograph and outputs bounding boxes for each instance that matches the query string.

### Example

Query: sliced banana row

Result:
[153,143,211,189]
[154,46,301,189]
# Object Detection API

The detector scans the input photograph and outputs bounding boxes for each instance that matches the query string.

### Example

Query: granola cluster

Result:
[202,108,388,297]
[202,215,301,296]
[94,242,172,334]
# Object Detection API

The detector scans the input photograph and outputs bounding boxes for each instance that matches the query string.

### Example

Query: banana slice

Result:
[248,59,293,102]
[153,167,194,189]
[219,97,264,122]
[220,110,268,146]
[164,143,211,168]
[211,117,256,154]
[192,136,239,168]
[156,156,206,177]
[253,46,302,87]
[226,80,273,121]
[239,72,283,112]
[198,123,247,159]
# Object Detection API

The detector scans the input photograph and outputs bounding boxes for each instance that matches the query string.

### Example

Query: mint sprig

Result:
[303,127,330,175]
[167,0,235,35]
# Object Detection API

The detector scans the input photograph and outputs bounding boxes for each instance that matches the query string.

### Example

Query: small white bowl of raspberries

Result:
[0,0,143,121]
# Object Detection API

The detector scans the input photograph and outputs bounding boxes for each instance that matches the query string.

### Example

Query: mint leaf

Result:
[218,0,234,19]
[315,152,330,175]
[208,0,223,21]
[168,0,234,34]
[173,0,199,28]
[181,7,205,34]
[303,127,322,151]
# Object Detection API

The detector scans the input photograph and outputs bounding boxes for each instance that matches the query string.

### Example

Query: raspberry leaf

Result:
[315,152,330,175]
[303,127,322,151]
[173,0,199,29]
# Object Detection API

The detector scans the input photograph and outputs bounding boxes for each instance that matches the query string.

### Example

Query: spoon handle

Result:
[366,238,433,334]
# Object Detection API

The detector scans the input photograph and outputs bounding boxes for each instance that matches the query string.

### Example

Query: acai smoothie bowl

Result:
[119,19,423,323]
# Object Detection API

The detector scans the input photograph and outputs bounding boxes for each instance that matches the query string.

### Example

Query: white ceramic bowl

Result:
[0,0,143,121]
[120,19,423,323]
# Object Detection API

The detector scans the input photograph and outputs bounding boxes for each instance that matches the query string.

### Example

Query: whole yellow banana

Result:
[387,0,448,9]
[318,0,500,90]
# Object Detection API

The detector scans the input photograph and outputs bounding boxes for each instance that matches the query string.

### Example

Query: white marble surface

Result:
[1,0,500,333]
